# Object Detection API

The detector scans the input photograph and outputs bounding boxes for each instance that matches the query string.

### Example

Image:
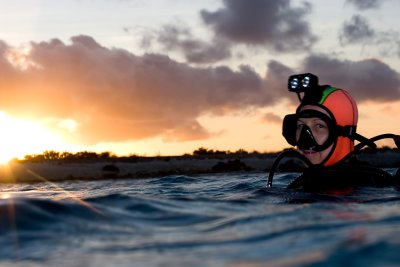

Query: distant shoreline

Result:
[1,150,399,183]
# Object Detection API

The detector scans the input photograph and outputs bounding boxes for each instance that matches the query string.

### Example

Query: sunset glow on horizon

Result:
[0,0,399,162]
[0,112,78,163]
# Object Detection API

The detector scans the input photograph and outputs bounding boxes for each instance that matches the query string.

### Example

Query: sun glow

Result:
[0,112,73,164]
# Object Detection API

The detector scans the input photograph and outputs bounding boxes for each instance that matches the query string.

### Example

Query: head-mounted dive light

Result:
[288,73,320,102]
[288,73,319,92]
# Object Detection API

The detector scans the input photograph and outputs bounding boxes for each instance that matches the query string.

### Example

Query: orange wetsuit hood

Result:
[297,87,358,166]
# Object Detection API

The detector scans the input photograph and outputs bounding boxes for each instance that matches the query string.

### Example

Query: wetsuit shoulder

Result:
[287,161,398,191]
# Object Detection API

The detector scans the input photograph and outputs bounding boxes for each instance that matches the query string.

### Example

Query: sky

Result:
[0,0,399,162]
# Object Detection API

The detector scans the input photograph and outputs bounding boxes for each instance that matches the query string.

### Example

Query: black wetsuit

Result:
[287,161,400,192]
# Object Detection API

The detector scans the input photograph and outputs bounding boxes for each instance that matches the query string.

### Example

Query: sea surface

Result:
[1,171,400,267]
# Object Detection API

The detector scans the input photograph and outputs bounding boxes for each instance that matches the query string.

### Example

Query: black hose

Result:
[354,134,400,151]
[267,134,400,188]
[267,149,312,187]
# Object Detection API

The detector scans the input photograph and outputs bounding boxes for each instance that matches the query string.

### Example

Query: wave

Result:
[1,173,400,266]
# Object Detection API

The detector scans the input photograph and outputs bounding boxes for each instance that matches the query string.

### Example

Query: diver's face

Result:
[296,105,333,165]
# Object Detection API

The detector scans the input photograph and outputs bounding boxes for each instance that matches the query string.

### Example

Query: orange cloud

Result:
[260,112,282,124]
[0,36,271,145]
[0,35,399,147]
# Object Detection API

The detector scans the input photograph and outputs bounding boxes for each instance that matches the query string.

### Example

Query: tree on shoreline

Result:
[17,146,399,163]
[21,150,117,163]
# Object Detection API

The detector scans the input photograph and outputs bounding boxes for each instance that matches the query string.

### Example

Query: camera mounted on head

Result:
[288,73,330,103]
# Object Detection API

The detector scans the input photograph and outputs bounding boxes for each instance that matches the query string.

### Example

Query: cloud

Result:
[300,54,400,102]
[345,0,385,10]
[338,15,400,57]
[1,35,399,147]
[375,32,400,57]
[260,112,282,124]
[263,54,400,104]
[339,15,375,45]
[163,121,212,142]
[151,24,231,64]
[200,0,317,52]
[264,60,295,101]
[142,0,316,64]
[0,35,272,145]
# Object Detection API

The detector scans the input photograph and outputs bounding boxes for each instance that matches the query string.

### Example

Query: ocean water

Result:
[1,171,400,267]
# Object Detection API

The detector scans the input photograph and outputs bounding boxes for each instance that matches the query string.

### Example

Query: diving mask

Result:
[283,109,336,152]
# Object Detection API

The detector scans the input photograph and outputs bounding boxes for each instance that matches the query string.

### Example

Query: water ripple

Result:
[1,172,400,266]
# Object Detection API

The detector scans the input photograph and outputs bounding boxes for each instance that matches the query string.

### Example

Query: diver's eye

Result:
[312,123,329,135]
[296,123,305,130]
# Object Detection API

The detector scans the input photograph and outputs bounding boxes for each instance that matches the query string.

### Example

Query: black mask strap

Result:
[336,125,376,148]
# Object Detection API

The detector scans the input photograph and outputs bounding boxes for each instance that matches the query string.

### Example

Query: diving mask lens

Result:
[296,124,321,151]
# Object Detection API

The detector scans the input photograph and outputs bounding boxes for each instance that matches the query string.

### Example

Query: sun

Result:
[0,112,72,164]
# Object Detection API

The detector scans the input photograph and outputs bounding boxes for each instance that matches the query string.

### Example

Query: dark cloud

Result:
[339,15,375,45]
[338,15,400,57]
[155,24,231,63]
[345,0,385,10]
[143,0,316,64]
[264,55,400,104]
[300,54,400,102]
[263,60,295,102]
[0,35,272,145]
[200,0,317,52]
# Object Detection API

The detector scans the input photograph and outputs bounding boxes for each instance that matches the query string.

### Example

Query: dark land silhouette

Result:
[1,146,398,183]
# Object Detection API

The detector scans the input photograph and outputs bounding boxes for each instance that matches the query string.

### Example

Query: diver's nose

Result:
[297,126,317,150]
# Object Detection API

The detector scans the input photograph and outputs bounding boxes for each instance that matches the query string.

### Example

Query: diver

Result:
[267,73,400,192]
